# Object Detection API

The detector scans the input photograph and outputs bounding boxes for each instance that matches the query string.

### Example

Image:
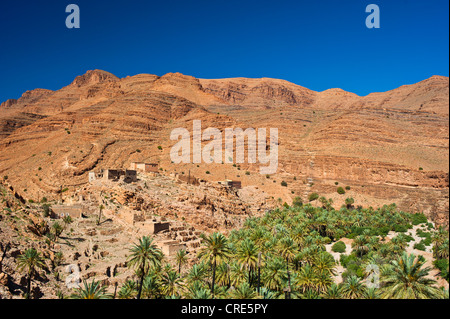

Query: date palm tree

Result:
[198,232,232,296]
[236,238,258,285]
[364,287,381,299]
[52,222,64,239]
[345,197,355,209]
[127,236,163,299]
[186,280,208,299]
[297,264,318,293]
[16,248,45,299]
[70,280,112,299]
[341,275,367,299]
[352,235,369,257]
[175,249,187,274]
[279,237,296,298]
[314,251,336,276]
[229,261,247,287]
[160,268,183,297]
[142,273,161,299]
[187,262,208,283]
[118,280,137,299]
[262,257,287,291]
[192,286,213,299]
[215,262,231,288]
[381,253,441,299]
[230,282,257,299]
[323,283,342,299]
[433,237,449,260]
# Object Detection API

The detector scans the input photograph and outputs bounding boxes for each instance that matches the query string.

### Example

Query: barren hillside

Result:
[0,70,448,225]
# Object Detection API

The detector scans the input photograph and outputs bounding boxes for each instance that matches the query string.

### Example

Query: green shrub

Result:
[345,197,354,208]
[434,259,449,282]
[308,193,319,202]
[393,224,408,233]
[411,213,428,225]
[245,171,250,175]
[281,181,288,187]
[345,186,351,191]
[42,204,51,217]
[414,242,426,251]
[337,187,346,195]
[292,197,303,208]
[378,226,391,237]
[332,241,346,253]
[416,229,432,246]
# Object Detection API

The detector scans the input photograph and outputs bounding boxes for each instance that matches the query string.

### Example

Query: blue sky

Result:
[0,0,448,102]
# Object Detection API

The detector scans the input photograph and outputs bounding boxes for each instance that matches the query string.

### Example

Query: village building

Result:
[130,162,159,173]
[219,179,242,189]
[88,172,96,183]
[51,204,84,219]
[155,240,186,257]
[124,170,137,183]
[176,173,200,186]
[88,169,137,183]
[134,219,171,234]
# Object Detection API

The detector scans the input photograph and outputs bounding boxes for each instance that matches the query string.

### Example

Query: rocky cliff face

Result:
[0,70,448,226]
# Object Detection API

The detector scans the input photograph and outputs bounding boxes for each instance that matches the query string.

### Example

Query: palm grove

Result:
[15,198,450,299]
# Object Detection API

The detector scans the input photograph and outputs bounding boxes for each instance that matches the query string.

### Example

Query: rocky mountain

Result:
[0,70,448,226]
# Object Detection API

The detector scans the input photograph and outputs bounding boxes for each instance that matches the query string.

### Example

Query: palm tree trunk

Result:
[26,270,33,299]
[137,266,145,299]
[113,282,118,299]
[97,209,102,225]
[286,258,291,299]
[211,259,216,297]
[257,266,261,294]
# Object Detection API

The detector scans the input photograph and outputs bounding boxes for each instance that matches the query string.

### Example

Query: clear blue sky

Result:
[0,0,448,102]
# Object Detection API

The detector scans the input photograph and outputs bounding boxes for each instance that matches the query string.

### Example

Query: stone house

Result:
[219,179,242,189]
[130,162,159,173]
[51,204,84,219]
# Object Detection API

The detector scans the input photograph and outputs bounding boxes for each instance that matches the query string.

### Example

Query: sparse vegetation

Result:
[308,193,319,202]
[332,241,346,253]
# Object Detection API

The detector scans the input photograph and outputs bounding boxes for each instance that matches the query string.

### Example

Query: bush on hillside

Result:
[332,241,347,253]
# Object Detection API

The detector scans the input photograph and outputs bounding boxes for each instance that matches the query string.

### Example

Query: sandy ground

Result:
[326,228,448,289]
[325,238,353,284]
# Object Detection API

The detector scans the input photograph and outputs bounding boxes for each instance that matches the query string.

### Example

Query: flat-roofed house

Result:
[51,204,84,219]
[130,162,159,173]
[219,179,242,190]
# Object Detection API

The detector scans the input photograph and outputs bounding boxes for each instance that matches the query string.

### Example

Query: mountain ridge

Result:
[0,69,448,226]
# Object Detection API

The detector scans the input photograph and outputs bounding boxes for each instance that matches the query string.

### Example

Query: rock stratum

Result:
[0,70,448,226]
